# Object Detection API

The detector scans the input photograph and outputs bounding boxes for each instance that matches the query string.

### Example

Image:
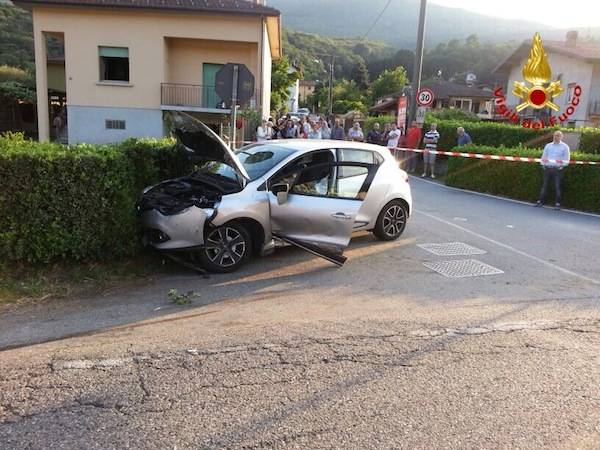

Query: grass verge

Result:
[0,251,179,307]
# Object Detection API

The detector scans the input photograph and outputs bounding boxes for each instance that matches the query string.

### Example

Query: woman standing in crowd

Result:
[256,119,270,142]
[348,122,364,142]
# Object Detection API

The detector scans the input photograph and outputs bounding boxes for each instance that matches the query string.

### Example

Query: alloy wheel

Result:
[204,227,247,268]
[382,205,406,238]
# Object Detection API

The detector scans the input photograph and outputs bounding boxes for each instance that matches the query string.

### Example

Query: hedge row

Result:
[445,144,600,213]
[0,133,191,264]
[423,120,600,155]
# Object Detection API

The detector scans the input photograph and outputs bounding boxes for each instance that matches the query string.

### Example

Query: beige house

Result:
[495,31,600,128]
[16,0,281,144]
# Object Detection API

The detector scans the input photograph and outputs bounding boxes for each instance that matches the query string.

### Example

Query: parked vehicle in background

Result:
[139,113,412,272]
[297,108,310,117]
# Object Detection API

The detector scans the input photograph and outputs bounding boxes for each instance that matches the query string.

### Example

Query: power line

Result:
[361,0,394,40]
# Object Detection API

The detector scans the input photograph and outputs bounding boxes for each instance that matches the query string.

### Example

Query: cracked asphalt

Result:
[1,178,600,449]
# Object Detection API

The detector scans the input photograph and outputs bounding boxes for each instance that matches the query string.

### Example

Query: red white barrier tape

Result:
[395,147,600,166]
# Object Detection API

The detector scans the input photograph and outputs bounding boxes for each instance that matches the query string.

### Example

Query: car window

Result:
[338,149,377,179]
[334,166,370,199]
[235,145,297,181]
[291,163,333,196]
[272,150,335,188]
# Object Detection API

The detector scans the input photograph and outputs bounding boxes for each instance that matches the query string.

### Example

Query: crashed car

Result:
[139,113,412,273]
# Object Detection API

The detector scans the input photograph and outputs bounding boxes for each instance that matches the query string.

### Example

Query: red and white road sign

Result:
[417,88,435,107]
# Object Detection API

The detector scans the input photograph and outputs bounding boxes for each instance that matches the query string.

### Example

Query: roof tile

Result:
[16,0,280,16]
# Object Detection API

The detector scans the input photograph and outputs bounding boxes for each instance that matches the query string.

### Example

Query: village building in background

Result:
[15,0,281,144]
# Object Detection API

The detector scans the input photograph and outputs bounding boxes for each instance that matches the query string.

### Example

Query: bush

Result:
[0,133,190,264]
[424,119,600,155]
[426,108,481,123]
[579,127,600,154]
[364,115,396,132]
[424,120,548,152]
[445,144,600,213]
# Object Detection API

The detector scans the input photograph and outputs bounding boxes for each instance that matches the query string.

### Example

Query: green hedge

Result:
[445,144,600,213]
[0,133,190,264]
[423,120,600,154]
[578,127,600,154]
[364,115,396,132]
[423,120,549,152]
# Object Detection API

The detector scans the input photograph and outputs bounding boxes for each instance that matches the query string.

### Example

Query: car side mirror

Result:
[271,183,290,205]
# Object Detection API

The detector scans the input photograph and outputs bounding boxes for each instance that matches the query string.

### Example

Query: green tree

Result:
[351,60,369,90]
[370,66,408,100]
[270,56,301,113]
[0,5,34,71]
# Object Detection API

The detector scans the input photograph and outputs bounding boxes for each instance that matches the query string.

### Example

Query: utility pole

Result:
[328,55,335,117]
[409,0,427,125]
[230,65,239,150]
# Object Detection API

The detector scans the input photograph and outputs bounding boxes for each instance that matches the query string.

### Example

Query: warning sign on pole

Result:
[416,106,427,126]
[417,88,435,107]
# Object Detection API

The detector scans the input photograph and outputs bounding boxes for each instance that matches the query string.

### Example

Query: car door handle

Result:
[331,212,353,220]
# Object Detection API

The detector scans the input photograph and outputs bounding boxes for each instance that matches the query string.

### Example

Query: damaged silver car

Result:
[139,113,412,273]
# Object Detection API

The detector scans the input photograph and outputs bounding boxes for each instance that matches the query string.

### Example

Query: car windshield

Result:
[235,145,297,181]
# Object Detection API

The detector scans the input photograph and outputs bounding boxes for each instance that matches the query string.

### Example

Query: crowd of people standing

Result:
[256,115,478,180]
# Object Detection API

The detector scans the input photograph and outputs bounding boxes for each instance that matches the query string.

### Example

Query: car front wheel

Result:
[197,222,252,273]
[373,200,408,241]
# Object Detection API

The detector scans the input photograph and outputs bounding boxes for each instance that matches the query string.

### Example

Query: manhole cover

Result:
[418,242,487,256]
[423,259,504,278]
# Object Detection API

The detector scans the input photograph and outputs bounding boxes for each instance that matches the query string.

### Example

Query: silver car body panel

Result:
[142,207,214,250]
[142,139,412,262]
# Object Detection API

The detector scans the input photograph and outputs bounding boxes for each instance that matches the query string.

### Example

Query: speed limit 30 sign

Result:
[417,88,435,107]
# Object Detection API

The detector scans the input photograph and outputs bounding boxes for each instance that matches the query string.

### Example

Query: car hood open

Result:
[171,112,250,186]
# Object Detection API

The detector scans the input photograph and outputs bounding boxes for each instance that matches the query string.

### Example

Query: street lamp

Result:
[314,54,335,117]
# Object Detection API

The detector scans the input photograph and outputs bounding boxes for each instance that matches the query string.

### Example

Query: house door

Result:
[202,63,223,108]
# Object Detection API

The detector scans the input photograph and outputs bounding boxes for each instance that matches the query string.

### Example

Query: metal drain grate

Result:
[423,259,504,278]
[418,242,487,256]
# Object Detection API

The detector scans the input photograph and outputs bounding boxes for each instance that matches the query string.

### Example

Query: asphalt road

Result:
[1,178,599,449]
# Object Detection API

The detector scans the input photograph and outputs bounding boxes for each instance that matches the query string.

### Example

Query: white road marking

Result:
[506,225,514,229]
[415,209,600,286]
[411,177,600,219]
[453,217,468,221]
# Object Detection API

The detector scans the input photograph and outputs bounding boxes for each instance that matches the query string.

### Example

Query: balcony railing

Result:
[161,83,260,110]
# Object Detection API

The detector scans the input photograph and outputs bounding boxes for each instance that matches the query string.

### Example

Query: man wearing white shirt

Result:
[535,130,570,209]
[256,120,269,142]
[387,123,401,150]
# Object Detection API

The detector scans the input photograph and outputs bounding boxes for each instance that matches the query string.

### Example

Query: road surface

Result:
[1,178,599,449]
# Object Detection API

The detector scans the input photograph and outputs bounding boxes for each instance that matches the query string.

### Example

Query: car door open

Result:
[268,161,378,266]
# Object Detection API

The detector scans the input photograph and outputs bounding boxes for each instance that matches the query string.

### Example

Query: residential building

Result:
[16,0,281,144]
[298,80,317,104]
[287,65,300,113]
[495,31,600,127]
[370,81,495,120]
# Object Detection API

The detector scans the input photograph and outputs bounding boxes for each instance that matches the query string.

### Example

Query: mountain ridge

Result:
[269,0,597,47]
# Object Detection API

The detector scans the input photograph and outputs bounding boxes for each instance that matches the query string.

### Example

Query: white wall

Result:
[288,79,299,112]
[68,106,163,144]
[261,21,272,119]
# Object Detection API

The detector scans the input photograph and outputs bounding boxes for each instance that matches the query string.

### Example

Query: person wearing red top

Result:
[404,121,422,173]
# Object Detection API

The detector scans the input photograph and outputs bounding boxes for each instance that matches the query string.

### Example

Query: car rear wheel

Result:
[197,222,252,273]
[373,200,408,241]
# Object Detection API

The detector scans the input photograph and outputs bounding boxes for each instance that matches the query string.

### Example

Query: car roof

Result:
[257,139,392,157]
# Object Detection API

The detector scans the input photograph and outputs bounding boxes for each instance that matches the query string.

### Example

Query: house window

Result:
[567,83,577,102]
[450,98,472,111]
[106,119,126,130]
[99,46,129,82]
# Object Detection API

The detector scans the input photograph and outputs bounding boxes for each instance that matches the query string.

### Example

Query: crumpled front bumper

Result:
[141,206,215,250]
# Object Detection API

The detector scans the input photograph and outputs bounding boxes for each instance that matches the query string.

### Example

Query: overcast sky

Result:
[429,0,600,28]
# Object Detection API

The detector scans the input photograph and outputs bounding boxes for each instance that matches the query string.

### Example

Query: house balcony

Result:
[160,83,260,114]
